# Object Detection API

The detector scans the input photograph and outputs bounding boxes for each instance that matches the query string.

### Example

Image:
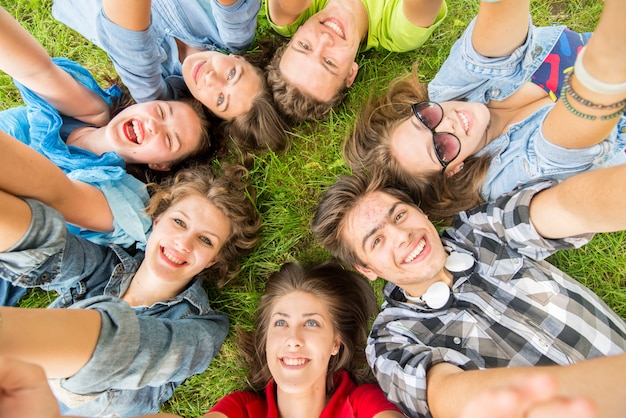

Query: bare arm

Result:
[458,374,595,418]
[542,0,626,149]
[0,7,109,126]
[102,0,151,31]
[373,412,407,418]
[267,0,312,26]
[427,354,625,418]
[0,356,182,418]
[0,131,114,234]
[471,0,530,58]
[402,0,445,29]
[529,164,626,239]
[0,307,101,378]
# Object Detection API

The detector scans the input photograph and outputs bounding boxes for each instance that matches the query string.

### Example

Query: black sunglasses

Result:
[411,101,461,174]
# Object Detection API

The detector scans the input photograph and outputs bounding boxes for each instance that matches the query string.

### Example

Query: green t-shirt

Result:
[266,0,447,52]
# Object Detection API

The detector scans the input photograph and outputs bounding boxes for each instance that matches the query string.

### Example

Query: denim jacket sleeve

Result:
[428,16,564,103]
[209,0,260,51]
[59,294,229,393]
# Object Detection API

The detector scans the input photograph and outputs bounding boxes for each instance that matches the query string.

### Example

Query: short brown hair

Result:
[312,169,414,268]
[146,164,260,285]
[238,260,379,393]
[266,44,347,122]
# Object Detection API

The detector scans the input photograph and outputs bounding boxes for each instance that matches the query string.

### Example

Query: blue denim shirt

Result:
[428,17,626,201]
[52,0,261,102]
[0,58,151,249]
[0,199,229,416]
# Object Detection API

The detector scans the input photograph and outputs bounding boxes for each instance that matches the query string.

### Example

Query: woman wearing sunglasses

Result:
[345,0,626,224]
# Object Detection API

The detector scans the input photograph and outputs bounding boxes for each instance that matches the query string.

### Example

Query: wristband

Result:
[574,47,626,95]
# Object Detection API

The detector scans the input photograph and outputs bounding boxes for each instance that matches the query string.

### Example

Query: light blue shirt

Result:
[0,58,151,249]
[0,199,229,416]
[428,17,626,201]
[52,0,261,102]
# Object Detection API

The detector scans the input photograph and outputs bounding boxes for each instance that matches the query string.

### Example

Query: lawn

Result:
[1,0,623,417]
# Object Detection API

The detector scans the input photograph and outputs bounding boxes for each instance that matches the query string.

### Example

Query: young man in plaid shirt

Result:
[313,165,626,418]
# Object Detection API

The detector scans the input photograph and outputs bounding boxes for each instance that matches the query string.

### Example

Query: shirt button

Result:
[453,337,461,345]
[534,46,543,54]
[621,126,626,133]
[40,273,50,282]
[491,89,500,97]
[115,266,123,274]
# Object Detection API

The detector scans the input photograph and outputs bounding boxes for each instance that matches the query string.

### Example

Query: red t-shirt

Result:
[208,370,401,417]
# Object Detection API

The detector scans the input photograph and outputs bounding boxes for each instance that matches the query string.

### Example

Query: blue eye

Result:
[274,319,286,327]
[305,319,319,327]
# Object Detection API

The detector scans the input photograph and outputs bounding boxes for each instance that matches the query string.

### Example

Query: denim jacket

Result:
[0,58,151,249]
[52,0,261,102]
[429,17,626,201]
[0,199,229,417]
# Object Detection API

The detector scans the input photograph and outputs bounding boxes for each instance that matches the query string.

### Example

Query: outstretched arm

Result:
[542,0,626,149]
[267,0,312,26]
[428,354,624,418]
[0,356,182,418]
[403,0,445,28]
[529,164,626,239]
[0,131,114,235]
[471,0,530,58]
[0,7,109,126]
[0,307,101,379]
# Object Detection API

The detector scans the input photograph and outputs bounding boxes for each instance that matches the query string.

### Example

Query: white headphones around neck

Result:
[403,251,474,309]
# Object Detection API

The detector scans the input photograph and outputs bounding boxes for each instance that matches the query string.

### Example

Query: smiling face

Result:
[279,2,362,103]
[390,101,490,176]
[143,193,232,286]
[182,51,263,120]
[343,191,449,297]
[106,100,202,170]
[265,290,341,396]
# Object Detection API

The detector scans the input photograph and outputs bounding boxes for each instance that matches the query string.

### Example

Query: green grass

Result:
[1,0,623,417]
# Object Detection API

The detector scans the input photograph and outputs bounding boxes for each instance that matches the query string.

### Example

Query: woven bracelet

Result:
[564,72,626,110]
[561,85,626,121]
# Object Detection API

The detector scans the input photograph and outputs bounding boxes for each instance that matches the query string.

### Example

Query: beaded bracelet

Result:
[561,84,626,121]
[574,47,626,95]
[564,72,626,110]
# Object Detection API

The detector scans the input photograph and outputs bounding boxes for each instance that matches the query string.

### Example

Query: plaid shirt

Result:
[366,180,626,418]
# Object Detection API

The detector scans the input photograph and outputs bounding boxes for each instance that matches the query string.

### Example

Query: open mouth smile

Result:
[321,19,345,39]
[161,246,187,266]
[281,357,309,367]
[124,120,144,144]
[404,238,426,263]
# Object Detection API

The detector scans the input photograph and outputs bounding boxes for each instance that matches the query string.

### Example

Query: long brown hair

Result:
[238,261,379,394]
